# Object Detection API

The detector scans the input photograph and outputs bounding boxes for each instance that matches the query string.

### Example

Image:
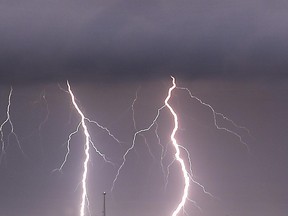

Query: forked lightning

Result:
[0,77,249,216]
[111,76,249,216]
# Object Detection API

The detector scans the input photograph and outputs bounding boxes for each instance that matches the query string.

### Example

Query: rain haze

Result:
[0,1,288,216]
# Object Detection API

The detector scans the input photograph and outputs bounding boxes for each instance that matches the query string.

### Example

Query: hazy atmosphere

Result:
[0,1,288,216]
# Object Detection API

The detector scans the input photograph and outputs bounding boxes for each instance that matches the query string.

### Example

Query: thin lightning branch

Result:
[53,119,115,183]
[176,86,250,153]
[178,145,213,198]
[57,83,69,93]
[111,104,166,191]
[52,122,82,172]
[89,136,115,166]
[140,133,156,161]
[131,87,157,161]
[0,87,25,164]
[86,119,123,144]
[53,119,117,173]
[164,158,176,190]
[186,197,203,213]
[131,86,141,130]
[131,87,158,164]
[216,112,250,135]
[155,122,167,185]
[111,82,175,192]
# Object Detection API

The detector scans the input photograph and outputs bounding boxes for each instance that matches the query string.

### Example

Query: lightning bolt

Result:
[66,81,91,216]
[111,76,249,215]
[111,77,211,214]
[0,76,250,216]
[0,87,25,164]
[165,76,190,216]
[53,81,121,216]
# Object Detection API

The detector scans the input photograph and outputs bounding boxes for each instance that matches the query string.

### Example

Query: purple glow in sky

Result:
[1,1,288,216]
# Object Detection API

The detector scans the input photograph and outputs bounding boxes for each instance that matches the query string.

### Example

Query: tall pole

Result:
[103,192,106,216]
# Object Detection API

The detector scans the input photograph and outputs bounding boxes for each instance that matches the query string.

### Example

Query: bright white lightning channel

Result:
[165,76,190,216]
[66,81,91,216]
[64,81,118,216]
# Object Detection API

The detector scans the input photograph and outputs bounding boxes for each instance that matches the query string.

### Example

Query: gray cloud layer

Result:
[1,0,288,84]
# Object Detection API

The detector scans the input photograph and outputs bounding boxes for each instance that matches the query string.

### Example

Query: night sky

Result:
[0,1,288,216]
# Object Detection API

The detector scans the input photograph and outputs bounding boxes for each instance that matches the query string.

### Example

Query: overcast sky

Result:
[0,1,288,216]
[1,0,288,84]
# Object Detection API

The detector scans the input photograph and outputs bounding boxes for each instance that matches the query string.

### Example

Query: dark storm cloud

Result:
[1,0,288,84]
